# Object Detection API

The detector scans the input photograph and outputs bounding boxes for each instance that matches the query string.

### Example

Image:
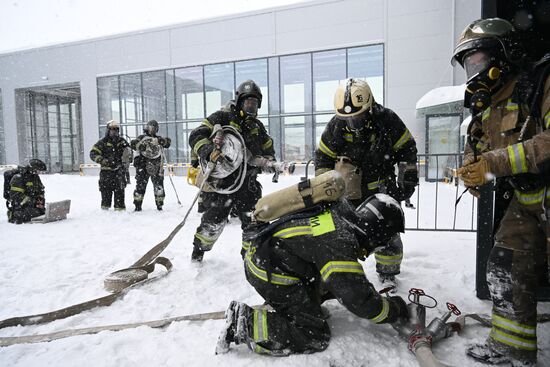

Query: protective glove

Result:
[138,142,147,152]
[160,137,171,148]
[457,156,492,187]
[102,157,116,167]
[36,197,45,209]
[385,295,409,324]
[212,133,224,149]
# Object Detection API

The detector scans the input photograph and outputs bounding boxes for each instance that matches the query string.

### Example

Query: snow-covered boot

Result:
[465,342,537,366]
[215,301,251,354]
[191,245,204,262]
[134,203,142,212]
[378,274,398,293]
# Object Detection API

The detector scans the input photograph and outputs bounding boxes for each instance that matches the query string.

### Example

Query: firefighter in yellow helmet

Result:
[314,78,418,290]
[454,18,550,366]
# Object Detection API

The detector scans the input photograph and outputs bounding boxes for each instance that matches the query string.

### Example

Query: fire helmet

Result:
[355,194,404,245]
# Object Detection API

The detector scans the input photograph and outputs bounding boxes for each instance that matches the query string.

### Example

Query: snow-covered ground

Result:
[0,174,549,367]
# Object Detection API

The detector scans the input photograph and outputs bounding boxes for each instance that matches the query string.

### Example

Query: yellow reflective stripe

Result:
[230,121,242,131]
[507,143,528,174]
[10,186,25,193]
[374,253,403,265]
[482,107,491,121]
[545,110,550,130]
[245,254,300,285]
[194,233,217,247]
[490,328,537,351]
[371,298,390,324]
[201,119,213,129]
[261,138,273,150]
[367,179,386,190]
[273,226,312,239]
[505,98,518,111]
[106,142,113,147]
[242,241,251,251]
[343,133,353,142]
[193,138,211,155]
[92,146,102,154]
[310,211,335,236]
[318,139,337,159]
[492,314,536,336]
[253,309,268,343]
[320,261,364,282]
[21,196,31,205]
[250,128,259,135]
[25,182,33,186]
[392,129,412,150]
[515,186,550,206]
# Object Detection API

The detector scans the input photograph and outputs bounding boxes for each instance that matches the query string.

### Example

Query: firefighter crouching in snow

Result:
[5,159,46,224]
[315,78,418,289]
[188,79,277,262]
[131,119,171,211]
[454,18,550,366]
[90,120,132,210]
[216,175,409,355]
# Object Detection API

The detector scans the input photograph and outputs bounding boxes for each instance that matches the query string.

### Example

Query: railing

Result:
[405,153,477,232]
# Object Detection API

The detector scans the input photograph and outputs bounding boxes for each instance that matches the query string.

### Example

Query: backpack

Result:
[3,168,20,201]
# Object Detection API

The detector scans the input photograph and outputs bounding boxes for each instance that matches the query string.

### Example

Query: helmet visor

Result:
[108,126,120,137]
[463,50,492,79]
[342,110,370,131]
[242,97,259,117]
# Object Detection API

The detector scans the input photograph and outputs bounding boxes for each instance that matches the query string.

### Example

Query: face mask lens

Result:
[242,97,259,116]
[108,128,119,137]
[344,111,369,131]
[464,50,491,79]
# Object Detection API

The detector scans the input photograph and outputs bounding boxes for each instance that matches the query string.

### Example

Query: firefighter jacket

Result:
[131,132,171,168]
[466,73,550,202]
[90,136,130,171]
[245,200,403,324]
[9,169,45,210]
[189,102,275,179]
[315,103,417,200]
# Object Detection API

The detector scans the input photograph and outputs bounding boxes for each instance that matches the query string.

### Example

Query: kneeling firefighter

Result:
[131,119,171,211]
[188,79,284,262]
[216,171,409,356]
[315,78,418,289]
[4,159,47,224]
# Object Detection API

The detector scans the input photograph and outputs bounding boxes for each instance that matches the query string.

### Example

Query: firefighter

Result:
[314,78,418,289]
[131,119,171,211]
[216,194,409,355]
[454,18,550,366]
[189,79,276,262]
[89,120,131,211]
[6,159,46,224]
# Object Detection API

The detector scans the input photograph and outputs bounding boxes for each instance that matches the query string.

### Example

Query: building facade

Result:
[0,0,480,170]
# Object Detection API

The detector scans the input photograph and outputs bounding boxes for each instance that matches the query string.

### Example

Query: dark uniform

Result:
[189,80,275,261]
[131,120,171,211]
[454,19,550,366]
[315,81,417,279]
[217,195,408,355]
[90,121,131,210]
[7,160,46,224]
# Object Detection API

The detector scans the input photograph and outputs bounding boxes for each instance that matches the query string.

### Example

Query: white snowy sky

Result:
[0,0,308,54]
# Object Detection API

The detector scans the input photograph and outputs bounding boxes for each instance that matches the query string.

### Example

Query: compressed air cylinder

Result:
[253,170,345,222]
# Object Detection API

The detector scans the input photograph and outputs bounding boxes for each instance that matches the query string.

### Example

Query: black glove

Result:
[197,143,214,162]
[387,296,409,323]
[162,137,171,148]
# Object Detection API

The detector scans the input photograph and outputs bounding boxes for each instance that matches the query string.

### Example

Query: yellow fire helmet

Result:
[334,78,373,118]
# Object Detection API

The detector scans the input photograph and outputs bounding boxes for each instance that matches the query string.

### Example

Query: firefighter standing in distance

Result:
[5,159,47,224]
[189,79,276,262]
[131,119,171,211]
[315,78,418,289]
[216,194,409,355]
[90,120,131,210]
[454,18,550,366]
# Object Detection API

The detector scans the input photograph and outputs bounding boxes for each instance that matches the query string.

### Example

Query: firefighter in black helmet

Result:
[217,194,409,356]
[6,159,47,224]
[314,78,418,290]
[188,79,276,262]
[454,18,550,366]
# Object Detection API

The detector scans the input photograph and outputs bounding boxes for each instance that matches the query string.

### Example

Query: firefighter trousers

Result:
[487,195,549,364]
[99,169,125,210]
[133,167,165,208]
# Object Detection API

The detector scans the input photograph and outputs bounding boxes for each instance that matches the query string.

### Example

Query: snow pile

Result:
[0,174,548,366]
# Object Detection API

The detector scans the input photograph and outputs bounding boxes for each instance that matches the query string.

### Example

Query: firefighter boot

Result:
[191,243,205,262]
[466,343,535,366]
[378,273,398,293]
[215,301,252,354]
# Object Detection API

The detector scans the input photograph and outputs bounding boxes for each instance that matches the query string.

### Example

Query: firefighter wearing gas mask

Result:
[90,120,132,210]
[454,18,550,366]
[188,79,276,262]
[6,159,47,224]
[315,78,418,290]
[131,119,171,211]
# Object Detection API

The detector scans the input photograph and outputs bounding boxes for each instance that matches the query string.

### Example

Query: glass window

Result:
[204,63,234,116]
[120,73,143,124]
[0,90,5,164]
[283,115,313,161]
[348,45,384,104]
[97,76,120,125]
[313,50,346,112]
[235,59,268,116]
[175,66,204,120]
[142,71,167,124]
[314,114,333,148]
[280,54,312,114]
